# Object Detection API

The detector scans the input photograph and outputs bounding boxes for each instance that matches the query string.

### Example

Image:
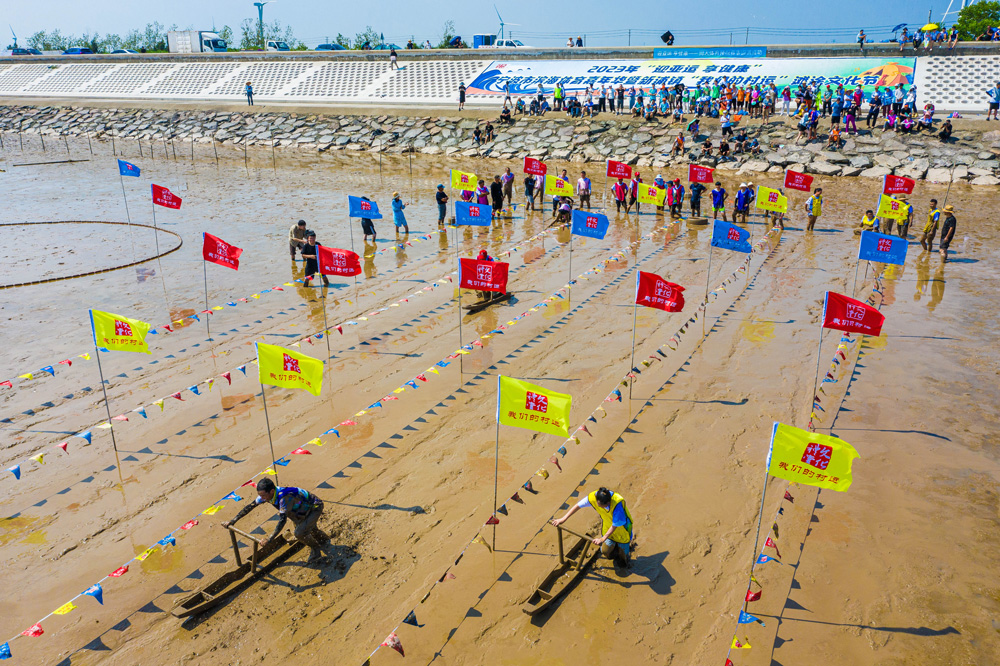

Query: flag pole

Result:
[851,258,861,297]
[150,195,162,256]
[118,171,137,262]
[90,333,126,488]
[744,453,771,613]
[320,287,334,391]
[258,383,280,486]
[567,233,573,304]
[628,301,638,403]
[492,415,500,550]
[603,162,609,211]
[703,244,714,338]
[455,224,464,377]
[811,296,827,427]
[202,257,212,341]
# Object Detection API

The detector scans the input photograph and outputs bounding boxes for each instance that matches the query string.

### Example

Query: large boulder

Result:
[739,160,771,173]
[925,168,952,183]
[859,166,892,179]
[970,174,1000,185]
[839,166,862,177]
[873,154,902,169]
[849,155,873,168]
[816,151,850,164]
[806,161,842,176]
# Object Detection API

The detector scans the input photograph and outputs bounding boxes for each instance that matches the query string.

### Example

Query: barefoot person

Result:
[939,205,957,261]
[288,219,307,259]
[301,231,330,287]
[222,478,329,562]
[921,199,942,252]
[805,187,823,231]
[550,487,634,567]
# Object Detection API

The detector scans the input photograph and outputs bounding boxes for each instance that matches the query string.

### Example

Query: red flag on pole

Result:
[745,589,761,602]
[523,156,547,176]
[688,163,715,183]
[783,169,813,192]
[317,246,362,276]
[151,184,182,209]
[635,271,685,312]
[202,232,243,270]
[823,292,885,336]
[459,258,509,293]
[606,159,632,179]
[882,174,915,195]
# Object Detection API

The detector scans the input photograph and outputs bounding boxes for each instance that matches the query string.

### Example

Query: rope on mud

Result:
[0,221,183,290]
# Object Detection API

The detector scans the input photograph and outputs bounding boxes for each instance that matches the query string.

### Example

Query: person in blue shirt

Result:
[734,183,751,224]
[711,181,728,221]
[831,96,844,130]
[987,82,1000,120]
[391,192,409,235]
[223,478,328,562]
[550,487,634,567]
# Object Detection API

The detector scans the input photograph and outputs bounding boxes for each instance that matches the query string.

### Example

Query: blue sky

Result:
[6,0,953,48]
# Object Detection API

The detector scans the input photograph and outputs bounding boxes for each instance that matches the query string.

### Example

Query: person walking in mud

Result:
[550,486,634,568]
[301,230,330,287]
[288,219,307,259]
[222,478,329,562]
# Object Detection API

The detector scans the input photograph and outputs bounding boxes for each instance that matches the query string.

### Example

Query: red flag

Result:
[1,380,11,388]
[606,159,632,179]
[688,163,714,183]
[57,441,68,453]
[240,478,256,487]
[59,359,72,366]
[784,169,814,192]
[486,515,500,525]
[510,492,524,504]
[823,292,885,336]
[222,371,232,385]
[765,536,782,558]
[784,490,794,503]
[381,632,404,657]
[317,245,362,277]
[523,156,547,176]
[548,455,562,471]
[22,623,44,637]
[202,232,243,270]
[883,174,915,195]
[109,565,129,577]
[745,589,761,602]
[181,519,199,529]
[726,660,735,666]
[291,447,312,455]
[635,271,685,312]
[459,258,509,293]
[151,184,182,209]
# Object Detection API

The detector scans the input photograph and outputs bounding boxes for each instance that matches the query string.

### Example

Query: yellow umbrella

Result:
[922,23,939,31]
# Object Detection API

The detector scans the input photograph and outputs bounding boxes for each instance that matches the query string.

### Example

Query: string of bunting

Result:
[359,223,784,664]
[0,218,685,658]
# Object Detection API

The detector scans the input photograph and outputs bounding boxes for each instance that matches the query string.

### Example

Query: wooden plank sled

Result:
[521,525,601,616]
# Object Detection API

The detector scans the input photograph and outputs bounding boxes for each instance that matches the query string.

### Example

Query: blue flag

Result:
[570,209,610,240]
[222,492,242,502]
[348,195,383,219]
[118,159,141,177]
[711,220,752,254]
[455,201,491,226]
[83,583,104,605]
[756,553,780,565]
[0,641,10,660]
[158,535,176,547]
[6,465,20,480]
[738,610,765,626]
[858,230,908,266]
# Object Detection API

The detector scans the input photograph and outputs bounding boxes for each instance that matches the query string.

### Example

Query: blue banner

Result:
[710,220,752,254]
[570,209,610,240]
[455,201,491,226]
[117,159,140,177]
[858,230,908,266]
[654,46,767,59]
[348,195,383,219]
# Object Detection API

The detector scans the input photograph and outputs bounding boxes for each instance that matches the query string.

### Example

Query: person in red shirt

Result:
[612,178,629,213]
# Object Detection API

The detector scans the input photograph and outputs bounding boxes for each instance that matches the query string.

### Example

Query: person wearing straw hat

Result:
[223,478,329,563]
[939,205,957,260]
[391,192,409,235]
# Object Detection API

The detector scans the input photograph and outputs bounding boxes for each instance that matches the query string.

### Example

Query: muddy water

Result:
[1,134,999,665]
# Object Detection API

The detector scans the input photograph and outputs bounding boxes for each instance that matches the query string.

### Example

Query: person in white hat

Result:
[734,183,751,224]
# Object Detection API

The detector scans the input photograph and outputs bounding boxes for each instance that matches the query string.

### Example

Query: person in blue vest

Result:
[734,183,752,224]
[223,478,328,562]
[550,486,635,567]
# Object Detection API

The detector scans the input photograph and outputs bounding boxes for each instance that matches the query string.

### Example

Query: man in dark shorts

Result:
[689,180,706,218]
[223,478,329,562]
[490,175,504,218]
[360,196,377,241]
[939,205,957,261]
[301,231,329,287]
[435,184,449,226]
[458,82,466,111]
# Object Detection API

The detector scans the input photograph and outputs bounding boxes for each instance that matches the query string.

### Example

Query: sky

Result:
[5,0,956,48]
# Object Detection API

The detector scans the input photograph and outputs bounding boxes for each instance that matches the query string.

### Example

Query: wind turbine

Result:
[253,1,276,49]
[9,25,17,49]
[494,5,520,41]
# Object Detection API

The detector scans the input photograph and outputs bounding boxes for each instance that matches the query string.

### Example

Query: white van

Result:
[266,40,291,51]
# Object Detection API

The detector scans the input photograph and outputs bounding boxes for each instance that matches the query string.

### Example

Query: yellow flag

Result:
[732,636,751,649]
[471,535,492,552]
[755,186,788,213]
[767,423,860,492]
[202,505,223,515]
[450,169,478,191]
[255,342,323,397]
[635,182,666,206]
[53,601,77,615]
[543,175,574,198]
[30,453,45,465]
[497,376,571,438]
[18,373,33,380]
[876,193,909,220]
[90,310,151,354]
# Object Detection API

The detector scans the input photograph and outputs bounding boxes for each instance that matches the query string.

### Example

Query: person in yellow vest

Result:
[920,198,942,252]
[550,487,634,567]
[856,209,878,234]
[805,187,823,231]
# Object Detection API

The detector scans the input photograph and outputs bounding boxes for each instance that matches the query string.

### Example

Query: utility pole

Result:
[628,29,631,46]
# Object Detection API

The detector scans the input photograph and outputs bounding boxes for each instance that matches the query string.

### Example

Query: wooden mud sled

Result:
[170,526,304,618]
[521,524,601,615]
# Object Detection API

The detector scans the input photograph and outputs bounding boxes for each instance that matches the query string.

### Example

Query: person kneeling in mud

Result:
[223,478,329,562]
[550,486,634,568]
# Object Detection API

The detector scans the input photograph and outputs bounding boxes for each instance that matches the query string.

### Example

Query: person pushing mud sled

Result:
[223,478,330,563]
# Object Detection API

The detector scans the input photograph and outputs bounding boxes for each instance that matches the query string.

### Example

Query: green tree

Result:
[437,20,455,49]
[353,25,380,50]
[956,1,1000,40]
[102,33,124,52]
[335,32,351,48]
[239,18,259,50]
[218,25,234,49]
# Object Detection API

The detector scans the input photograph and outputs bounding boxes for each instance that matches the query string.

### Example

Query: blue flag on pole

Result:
[858,230,908,266]
[348,196,383,219]
[710,220,752,253]
[454,201,492,226]
[756,553,780,565]
[738,610,765,626]
[0,641,10,660]
[118,159,141,177]
[570,209,610,240]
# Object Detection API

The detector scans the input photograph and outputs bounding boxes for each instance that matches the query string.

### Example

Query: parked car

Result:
[266,40,290,51]
[63,47,95,55]
[111,49,139,54]
[315,43,346,51]
[10,48,42,55]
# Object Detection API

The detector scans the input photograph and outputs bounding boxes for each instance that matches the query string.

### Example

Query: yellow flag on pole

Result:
[755,186,788,213]
[876,193,909,220]
[53,601,77,616]
[90,310,151,354]
[450,169,478,191]
[767,423,860,492]
[635,182,666,206]
[543,175,574,198]
[497,376,571,437]
[255,342,323,396]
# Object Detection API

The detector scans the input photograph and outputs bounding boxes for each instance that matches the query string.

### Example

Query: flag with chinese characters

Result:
[570,209,609,240]
[523,156,547,176]
[767,422,860,491]
[450,169,478,192]
[497,376,571,438]
[455,201,491,226]
[755,186,788,213]
[348,195,382,219]
[876,193,909,220]
[117,159,140,177]
[317,245,361,276]
[635,182,666,206]
[711,220,751,254]
[883,174,915,195]
[688,163,714,183]
[543,175,574,197]
[823,291,885,336]
[858,230,908,266]
[202,232,243,270]
[151,184,182,209]
[459,258,509,293]
[255,342,323,397]
[606,159,632,179]
[783,169,813,192]
[635,271,685,312]
[90,310,151,354]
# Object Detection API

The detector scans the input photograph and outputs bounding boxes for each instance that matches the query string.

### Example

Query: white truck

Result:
[266,40,291,51]
[167,30,228,53]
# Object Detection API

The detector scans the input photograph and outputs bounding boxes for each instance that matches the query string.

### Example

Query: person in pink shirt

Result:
[475,180,490,205]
